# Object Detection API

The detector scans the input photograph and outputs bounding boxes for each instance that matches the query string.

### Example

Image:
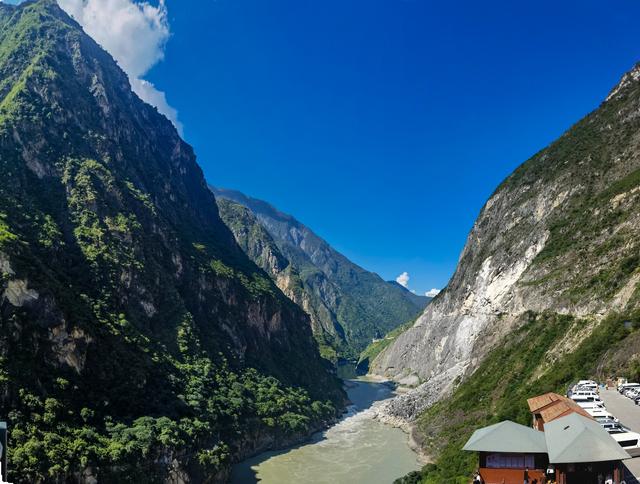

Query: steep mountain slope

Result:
[369,62,640,481]
[0,1,342,482]
[214,197,342,358]
[212,188,429,360]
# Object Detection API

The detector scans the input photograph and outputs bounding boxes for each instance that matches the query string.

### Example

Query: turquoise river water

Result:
[230,377,421,484]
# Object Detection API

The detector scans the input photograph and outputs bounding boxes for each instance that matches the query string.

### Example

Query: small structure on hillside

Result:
[527,392,593,431]
[464,414,630,484]
[462,420,548,483]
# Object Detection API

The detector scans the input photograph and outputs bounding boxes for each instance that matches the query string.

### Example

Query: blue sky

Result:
[33,0,640,294]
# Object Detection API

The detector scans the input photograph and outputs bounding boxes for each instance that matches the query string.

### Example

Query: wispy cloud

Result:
[58,0,183,134]
[396,272,410,288]
[425,288,440,298]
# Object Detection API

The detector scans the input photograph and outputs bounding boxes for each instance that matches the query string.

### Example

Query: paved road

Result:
[601,388,640,482]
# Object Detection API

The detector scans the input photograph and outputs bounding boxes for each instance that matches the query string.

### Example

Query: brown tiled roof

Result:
[527,392,563,413]
[540,400,592,422]
[527,392,593,423]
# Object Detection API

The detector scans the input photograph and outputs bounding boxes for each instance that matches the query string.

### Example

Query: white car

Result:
[571,393,602,403]
[573,387,598,395]
[595,416,619,425]
[575,380,598,391]
[625,389,640,398]
[587,408,618,421]
[577,379,597,385]
[610,430,640,457]
[577,401,606,410]
[619,383,640,394]
[601,422,631,433]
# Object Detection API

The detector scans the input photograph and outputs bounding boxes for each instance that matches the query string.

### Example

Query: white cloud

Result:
[425,288,440,298]
[57,0,182,133]
[396,272,410,288]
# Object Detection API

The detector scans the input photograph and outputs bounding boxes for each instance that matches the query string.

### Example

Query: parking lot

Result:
[601,388,640,482]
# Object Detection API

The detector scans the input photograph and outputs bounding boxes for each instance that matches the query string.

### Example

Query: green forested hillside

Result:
[0,1,342,482]
[213,188,430,360]
[215,198,346,361]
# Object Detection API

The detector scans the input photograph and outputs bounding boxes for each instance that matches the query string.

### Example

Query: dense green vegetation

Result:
[8,357,335,482]
[0,1,343,482]
[395,310,640,484]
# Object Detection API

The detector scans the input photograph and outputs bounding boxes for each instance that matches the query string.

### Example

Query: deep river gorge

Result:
[230,376,422,484]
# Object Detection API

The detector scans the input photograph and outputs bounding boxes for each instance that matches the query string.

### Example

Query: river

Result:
[230,376,422,484]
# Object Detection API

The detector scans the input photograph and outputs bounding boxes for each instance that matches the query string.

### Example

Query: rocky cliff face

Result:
[0,2,342,482]
[215,198,339,357]
[373,62,640,420]
[212,188,429,360]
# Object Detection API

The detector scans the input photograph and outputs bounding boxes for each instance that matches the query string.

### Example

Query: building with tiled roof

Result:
[527,392,593,430]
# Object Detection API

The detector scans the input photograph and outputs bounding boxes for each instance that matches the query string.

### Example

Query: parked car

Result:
[619,383,640,394]
[576,401,606,410]
[610,430,640,457]
[577,380,597,386]
[569,384,590,395]
[594,415,619,424]
[625,389,640,398]
[587,408,619,422]
[601,422,631,433]
[571,392,602,403]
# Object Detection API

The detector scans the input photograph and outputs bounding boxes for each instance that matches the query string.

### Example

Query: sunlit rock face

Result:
[373,62,640,420]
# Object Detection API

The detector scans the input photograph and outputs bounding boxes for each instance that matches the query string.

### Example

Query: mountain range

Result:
[211,186,429,361]
[3,1,640,484]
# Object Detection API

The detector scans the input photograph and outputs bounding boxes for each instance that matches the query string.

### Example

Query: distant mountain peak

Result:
[211,185,429,360]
